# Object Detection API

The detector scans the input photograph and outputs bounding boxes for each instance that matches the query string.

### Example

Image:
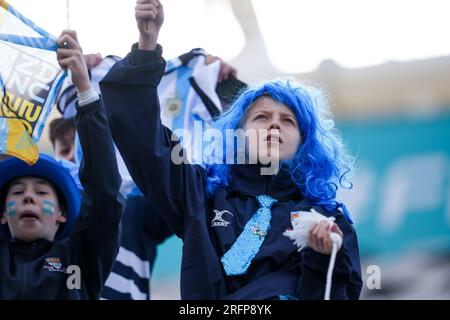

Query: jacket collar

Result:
[10,238,52,257]
[228,164,303,201]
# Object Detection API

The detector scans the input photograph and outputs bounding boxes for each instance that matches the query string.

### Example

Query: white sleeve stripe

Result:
[104,272,148,300]
[116,246,151,279]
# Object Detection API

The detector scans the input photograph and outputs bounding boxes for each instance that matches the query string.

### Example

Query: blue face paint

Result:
[6,201,17,217]
[42,200,56,216]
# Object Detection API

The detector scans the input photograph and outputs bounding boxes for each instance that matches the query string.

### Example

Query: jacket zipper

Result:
[21,243,37,299]
[19,262,27,298]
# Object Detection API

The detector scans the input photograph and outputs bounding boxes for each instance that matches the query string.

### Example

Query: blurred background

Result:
[10,0,448,299]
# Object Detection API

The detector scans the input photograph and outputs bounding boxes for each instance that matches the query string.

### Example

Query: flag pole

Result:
[65,0,72,84]
[66,0,70,29]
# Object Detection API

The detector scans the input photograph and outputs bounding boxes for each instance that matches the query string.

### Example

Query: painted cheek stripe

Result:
[42,200,56,216]
[6,201,17,217]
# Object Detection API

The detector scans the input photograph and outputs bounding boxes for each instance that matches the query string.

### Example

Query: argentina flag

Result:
[0,0,65,164]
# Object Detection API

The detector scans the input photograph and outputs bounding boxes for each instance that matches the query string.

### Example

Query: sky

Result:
[7,0,450,73]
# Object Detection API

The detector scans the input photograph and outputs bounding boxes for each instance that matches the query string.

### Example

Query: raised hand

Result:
[135,0,164,50]
[56,30,91,93]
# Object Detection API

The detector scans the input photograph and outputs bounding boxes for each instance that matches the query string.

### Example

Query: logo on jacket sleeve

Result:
[211,209,234,227]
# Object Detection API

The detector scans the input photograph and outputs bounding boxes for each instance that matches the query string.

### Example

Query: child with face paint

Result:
[0,30,124,299]
[1,177,68,243]
[100,0,362,299]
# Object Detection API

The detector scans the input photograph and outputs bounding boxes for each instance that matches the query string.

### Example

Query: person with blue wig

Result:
[0,30,124,299]
[100,0,362,299]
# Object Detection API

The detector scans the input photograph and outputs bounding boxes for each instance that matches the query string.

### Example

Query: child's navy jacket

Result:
[0,100,124,299]
[100,44,363,300]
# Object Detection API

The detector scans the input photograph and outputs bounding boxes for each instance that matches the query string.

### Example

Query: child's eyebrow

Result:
[9,181,25,188]
[252,110,271,116]
[34,180,52,187]
[280,112,297,120]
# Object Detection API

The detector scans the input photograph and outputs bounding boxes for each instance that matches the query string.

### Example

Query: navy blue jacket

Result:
[101,44,363,300]
[0,100,124,299]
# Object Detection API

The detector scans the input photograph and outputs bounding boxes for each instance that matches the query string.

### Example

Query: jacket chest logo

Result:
[44,257,67,273]
[211,209,234,227]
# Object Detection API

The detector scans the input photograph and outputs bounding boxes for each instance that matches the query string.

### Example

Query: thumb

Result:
[94,53,103,66]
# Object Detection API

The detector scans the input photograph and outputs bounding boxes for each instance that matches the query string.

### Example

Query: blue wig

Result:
[205,79,353,214]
